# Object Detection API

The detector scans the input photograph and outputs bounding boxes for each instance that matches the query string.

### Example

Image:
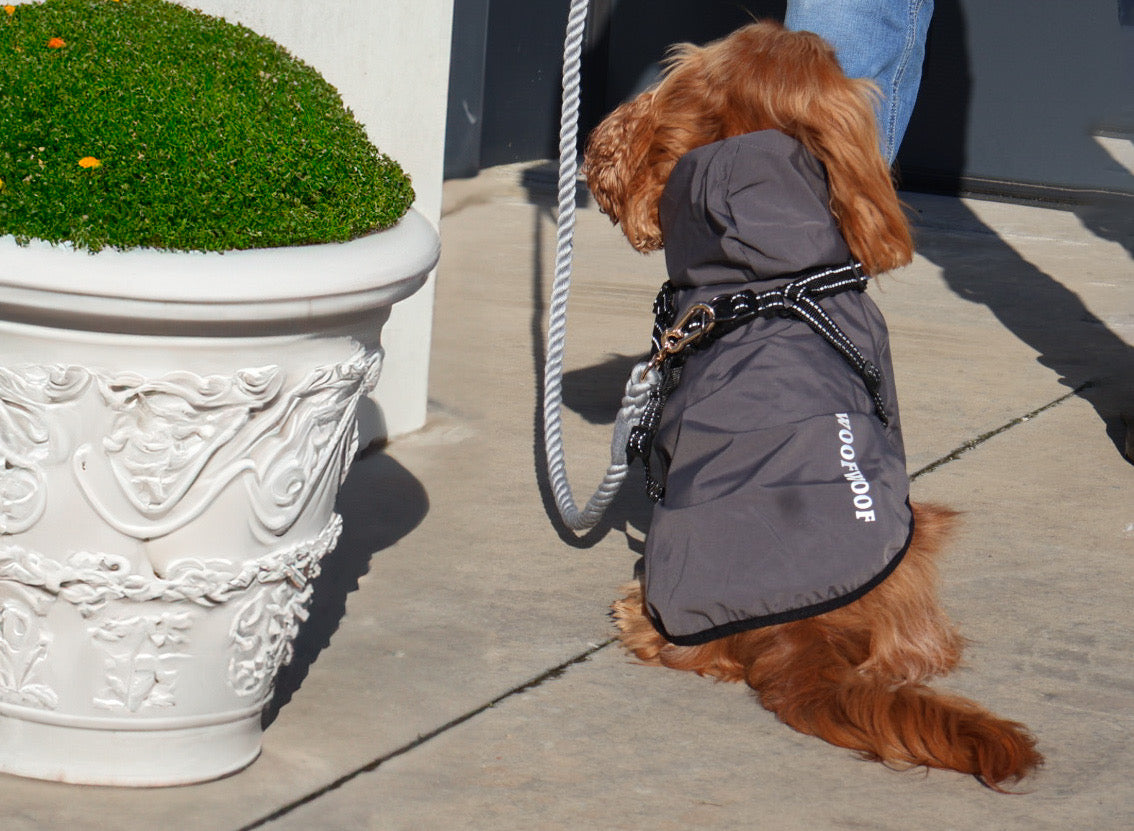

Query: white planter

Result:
[0,210,439,786]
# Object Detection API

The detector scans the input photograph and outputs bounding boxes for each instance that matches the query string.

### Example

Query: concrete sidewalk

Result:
[2,167,1132,830]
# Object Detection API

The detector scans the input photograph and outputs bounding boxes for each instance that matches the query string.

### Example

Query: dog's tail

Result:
[743,622,1043,790]
[613,502,1043,789]
[615,588,1043,789]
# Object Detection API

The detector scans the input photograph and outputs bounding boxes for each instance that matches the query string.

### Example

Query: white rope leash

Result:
[542,0,658,532]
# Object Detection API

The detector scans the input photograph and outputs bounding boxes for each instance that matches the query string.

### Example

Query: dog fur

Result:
[585,21,1042,789]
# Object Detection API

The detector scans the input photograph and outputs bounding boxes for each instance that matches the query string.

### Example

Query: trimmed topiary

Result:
[0,0,414,252]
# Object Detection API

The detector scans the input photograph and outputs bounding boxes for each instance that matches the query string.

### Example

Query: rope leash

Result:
[542,0,657,533]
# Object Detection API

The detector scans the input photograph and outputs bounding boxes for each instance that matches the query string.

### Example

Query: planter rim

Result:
[0,208,439,329]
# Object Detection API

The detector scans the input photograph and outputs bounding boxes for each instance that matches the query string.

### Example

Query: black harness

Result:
[628,259,888,501]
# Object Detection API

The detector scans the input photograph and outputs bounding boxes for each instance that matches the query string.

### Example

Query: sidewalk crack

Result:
[910,384,1088,481]
[236,638,615,830]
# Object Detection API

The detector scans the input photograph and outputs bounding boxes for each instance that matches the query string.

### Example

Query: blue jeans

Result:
[785,0,934,164]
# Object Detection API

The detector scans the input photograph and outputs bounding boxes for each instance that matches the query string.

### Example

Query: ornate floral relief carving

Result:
[0,352,375,544]
[246,351,380,540]
[0,351,366,714]
[0,585,58,710]
[0,365,92,534]
[0,516,340,618]
[0,516,339,712]
[91,611,193,712]
[96,367,285,517]
[228,580,312,700]
[226,516,340,699]
[64,348,376,543]
[0,467,44,536]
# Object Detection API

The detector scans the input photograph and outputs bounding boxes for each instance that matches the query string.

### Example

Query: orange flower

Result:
[47,37,66,48]
[3,6,16,16]
[78,156,102,169]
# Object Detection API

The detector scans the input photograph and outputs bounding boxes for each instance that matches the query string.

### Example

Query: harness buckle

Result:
[647,303,716,371]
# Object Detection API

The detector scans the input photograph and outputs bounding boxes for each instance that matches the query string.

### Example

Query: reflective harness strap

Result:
[628,260,888,502]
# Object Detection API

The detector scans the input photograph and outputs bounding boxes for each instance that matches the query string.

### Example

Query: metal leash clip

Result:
[646,302,716,372]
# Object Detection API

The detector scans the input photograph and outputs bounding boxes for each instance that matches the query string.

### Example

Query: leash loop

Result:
[542,0,657,533]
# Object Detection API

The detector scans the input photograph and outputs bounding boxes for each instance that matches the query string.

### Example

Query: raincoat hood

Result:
[659,129,851,286]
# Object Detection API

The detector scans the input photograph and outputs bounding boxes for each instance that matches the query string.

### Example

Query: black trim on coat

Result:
[649,500,917,647]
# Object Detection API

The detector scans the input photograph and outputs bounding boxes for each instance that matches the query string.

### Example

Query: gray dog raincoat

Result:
[641,130,914,646]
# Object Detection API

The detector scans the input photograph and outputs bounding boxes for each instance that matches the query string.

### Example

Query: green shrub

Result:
[0,0,414,252]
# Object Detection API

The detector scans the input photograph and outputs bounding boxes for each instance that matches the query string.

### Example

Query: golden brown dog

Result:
[585,21,1041,790]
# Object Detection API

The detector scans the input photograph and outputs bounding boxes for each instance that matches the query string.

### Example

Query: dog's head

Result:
[584,21,913,276]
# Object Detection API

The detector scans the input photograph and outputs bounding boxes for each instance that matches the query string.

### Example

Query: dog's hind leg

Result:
[824,502,967,686]
[611,582,749,682]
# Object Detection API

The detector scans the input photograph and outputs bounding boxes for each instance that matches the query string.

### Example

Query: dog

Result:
[584,21,1042,790]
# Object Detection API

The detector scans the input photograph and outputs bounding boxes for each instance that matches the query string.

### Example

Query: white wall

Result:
[177,0,454,441]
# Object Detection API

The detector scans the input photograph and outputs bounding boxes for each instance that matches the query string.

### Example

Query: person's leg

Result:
[785,0,933,164]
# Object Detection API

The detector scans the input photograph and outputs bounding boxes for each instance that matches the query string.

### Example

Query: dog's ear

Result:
[584,92,666,252]
[790,74,914,275]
